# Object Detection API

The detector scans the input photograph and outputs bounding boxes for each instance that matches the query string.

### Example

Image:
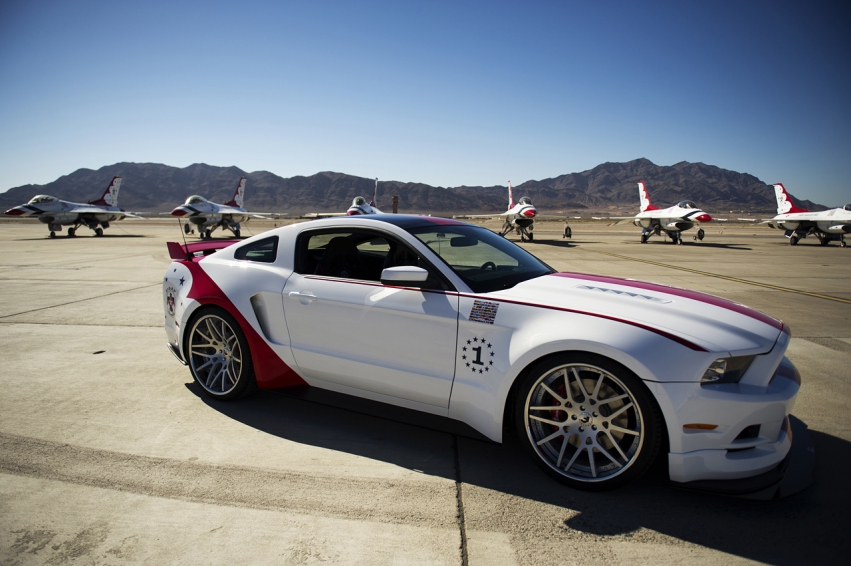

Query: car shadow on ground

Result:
[186,382,846,564]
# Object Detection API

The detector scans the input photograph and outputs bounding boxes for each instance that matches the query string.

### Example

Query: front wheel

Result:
[515,354,663,490]
[185,307,257,400]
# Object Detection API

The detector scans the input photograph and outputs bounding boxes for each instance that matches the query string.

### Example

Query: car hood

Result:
[490,272,784,355]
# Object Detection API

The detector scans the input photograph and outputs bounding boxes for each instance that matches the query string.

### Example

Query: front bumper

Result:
[671,415,815,499]
[646,356,805,487]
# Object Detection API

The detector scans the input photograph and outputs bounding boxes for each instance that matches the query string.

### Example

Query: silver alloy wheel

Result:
[525,363,645,483]
[188,313,244,395]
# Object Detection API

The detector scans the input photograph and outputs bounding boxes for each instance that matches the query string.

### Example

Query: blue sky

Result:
[1,0,849,205]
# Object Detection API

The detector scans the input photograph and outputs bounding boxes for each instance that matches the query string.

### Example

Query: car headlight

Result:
[700,356,755,384]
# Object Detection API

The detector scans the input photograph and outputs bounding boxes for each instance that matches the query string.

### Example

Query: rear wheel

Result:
[184,223,191,234]
[790,235,799,245]
[205,229,212,239]
[49,231,56,238]
[67,227,76,237]
[234,229,241,238]
[185,307,256,400]
[95,227,103,237]
[515,353,663,490]
[697,229,705,240]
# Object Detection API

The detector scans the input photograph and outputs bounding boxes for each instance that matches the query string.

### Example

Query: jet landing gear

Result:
[693,228,705,241]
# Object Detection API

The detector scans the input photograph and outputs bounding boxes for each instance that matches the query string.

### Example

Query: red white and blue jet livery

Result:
[170,176,269,239]
[4,176,141,238]
[615,181,713,244]
[457,181,538,242]
[163,215,810,496]
[766,183,850,247]
[346,178,384,216]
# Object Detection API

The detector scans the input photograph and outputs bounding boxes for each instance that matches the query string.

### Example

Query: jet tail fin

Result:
[88,176,122,206]
[773,183,808,214]
[370,178,378,207]
[638,181,659,212]
[508,180,514,210]
[224,176,246,207]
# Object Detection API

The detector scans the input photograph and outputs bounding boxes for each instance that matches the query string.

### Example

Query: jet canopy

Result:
[677,200,697,209]
[353,196,367,206]
[844,204,851,211]
[185,195,208,205]
[518,196,533,205]
[28,195,57,204]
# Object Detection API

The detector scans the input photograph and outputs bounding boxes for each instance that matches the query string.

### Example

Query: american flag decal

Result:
[469,300,499,324]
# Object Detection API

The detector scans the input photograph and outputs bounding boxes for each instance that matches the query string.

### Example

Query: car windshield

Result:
[407,225,554,293]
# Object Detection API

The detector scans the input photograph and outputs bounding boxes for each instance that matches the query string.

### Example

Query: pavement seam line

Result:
[453,435,469,566]
[579,248,851,304]
[0,283,161,319]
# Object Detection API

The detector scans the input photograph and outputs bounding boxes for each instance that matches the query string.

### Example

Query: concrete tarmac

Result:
[1,218,849,565]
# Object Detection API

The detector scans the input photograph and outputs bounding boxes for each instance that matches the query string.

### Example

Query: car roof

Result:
[303,214,470,230]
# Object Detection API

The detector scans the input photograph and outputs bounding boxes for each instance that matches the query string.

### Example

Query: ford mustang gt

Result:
[163,215,803,493]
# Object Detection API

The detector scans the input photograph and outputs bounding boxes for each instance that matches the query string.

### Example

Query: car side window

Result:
[294,229,452,290]
[234,236,278,263]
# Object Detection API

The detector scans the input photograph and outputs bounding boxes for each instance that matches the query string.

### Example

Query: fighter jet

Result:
[766,183,850,247]
[346,178,384,215]
[613,181,712,244]
[170,176,269,239]
[4,176,141,238]
[459,181,538,242]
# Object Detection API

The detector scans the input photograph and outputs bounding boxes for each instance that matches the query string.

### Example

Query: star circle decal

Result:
[459,336,496,374]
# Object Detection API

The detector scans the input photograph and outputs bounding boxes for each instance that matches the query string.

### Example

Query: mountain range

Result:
[0,159,824,215]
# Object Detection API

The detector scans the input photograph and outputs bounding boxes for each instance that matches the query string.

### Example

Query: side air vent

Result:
[250,293,274,342]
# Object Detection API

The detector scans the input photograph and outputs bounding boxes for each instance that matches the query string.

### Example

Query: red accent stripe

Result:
[302,276,707,351]
[550,272,783,330]
[182,261,306,389]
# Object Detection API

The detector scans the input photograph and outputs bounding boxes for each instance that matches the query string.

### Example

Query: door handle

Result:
[288,291,318,303]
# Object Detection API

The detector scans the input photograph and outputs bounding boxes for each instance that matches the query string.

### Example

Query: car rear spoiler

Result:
[167,240,239,261]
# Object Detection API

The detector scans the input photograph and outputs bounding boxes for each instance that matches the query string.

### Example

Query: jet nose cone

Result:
[170,208,188,217]
[696,213,712,222]
[523,208,537,218]
[5,207,26,216]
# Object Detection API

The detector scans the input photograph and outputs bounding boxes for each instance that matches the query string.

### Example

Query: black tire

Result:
[515,353,663,490]
[95,227,103,237]
[528,232,534,242]
[790,235,799,245]
[49,231,55,238]
[205,229,212,239]
[185,306,257,400]
[234,229,241,238]
[564,227,571,239]
[640,234,647,244]
[697,229,705,241]
[67,227,76,237]
[184,223,191,234]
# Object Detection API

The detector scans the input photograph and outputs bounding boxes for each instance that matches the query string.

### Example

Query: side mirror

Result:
[380,266,430,288]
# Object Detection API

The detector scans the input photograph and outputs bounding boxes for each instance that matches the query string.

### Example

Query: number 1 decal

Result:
[459,336,496,375]
[471,346,483,366]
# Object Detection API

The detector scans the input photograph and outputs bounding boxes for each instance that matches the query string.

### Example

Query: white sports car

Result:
[163,215,803,493]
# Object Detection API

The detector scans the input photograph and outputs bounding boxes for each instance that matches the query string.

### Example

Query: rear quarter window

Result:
[234,236,278,263]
